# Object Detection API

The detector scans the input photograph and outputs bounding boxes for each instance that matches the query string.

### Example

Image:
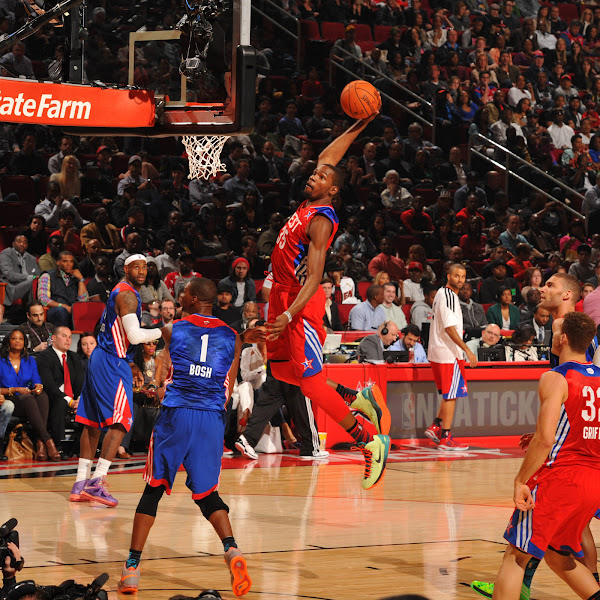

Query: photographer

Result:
[2,541,22,598]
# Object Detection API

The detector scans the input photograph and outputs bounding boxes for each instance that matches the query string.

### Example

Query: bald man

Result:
[357,320,403,362]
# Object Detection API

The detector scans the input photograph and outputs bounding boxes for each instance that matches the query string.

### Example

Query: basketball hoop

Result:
[182,134,230,180]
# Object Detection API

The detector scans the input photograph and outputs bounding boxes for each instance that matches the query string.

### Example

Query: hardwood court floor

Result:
[0,447,595,600]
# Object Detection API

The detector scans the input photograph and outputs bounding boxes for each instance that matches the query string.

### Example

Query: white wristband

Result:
[283,310,293,323]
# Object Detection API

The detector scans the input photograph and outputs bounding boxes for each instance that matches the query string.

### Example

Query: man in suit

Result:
[251,141,287,184]
[525,304,552,344]
[357,142,379,185]
[35,326,84,451]
[79,207,123,255]
[0,235,40,322]
[357,320,403,361]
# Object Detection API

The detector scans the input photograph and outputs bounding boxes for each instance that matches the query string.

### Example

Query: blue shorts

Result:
[144,406,225,499]
[75,346,134,431]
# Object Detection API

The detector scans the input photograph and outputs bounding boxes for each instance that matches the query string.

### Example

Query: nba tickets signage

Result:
[0,79,155,127]
[388,380,540,438]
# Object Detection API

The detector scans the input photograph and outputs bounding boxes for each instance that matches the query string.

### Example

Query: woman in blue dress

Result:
[0,329,59,461]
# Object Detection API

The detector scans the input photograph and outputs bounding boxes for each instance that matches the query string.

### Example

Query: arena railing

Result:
[250,0,302,70]
[470,133,586,224]
[327,45,435,143]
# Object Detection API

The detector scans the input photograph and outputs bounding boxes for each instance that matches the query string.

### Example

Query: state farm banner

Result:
[0,78,155,127]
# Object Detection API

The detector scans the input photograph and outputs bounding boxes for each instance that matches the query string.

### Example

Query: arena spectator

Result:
[459,281,488,331]
[381,282,407,329]
[35,326,84,454]
[506,243,533,282]
[569,243,595,282]
[337,242,370,284]
[117,155,149,196]
[114,232,145,279]
[403,262,425,303]
[465,323,503,354]
[348,284,386,331]
[49,209,82,257]
[333,217,377,262]
[357,320,403,361]
[223,159,263,205]
[380,169,412,210]
[324,261,358,304]
[77,239,103,279]
[163,253,201,298]
[35,181,83,230]
[38,235,64,274]
[212,281,242,328]
[251,141,287,183]
[500,215,529,255]
[257,213,284,257]
[0,235,39,319]
[368,237,407,281]
[80,207,123,254]
[322,278,342,332]
[479,259,522,304]
[547,107,575,149]
[0,329,57,461]
[410,283,436,330]
[219,257,256,308]
[486,286,520,330]
[453,171,487,212]
[0,42,34,78]
[401,196,434,235]
[38,251,89,327]
[506,323,538,361]
[525,304,552,344]
[48,136,74,175]
[87,255,116,303]
[10,133,47,177]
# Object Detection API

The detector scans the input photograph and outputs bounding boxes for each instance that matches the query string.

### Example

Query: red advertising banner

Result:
[0,78,155,127]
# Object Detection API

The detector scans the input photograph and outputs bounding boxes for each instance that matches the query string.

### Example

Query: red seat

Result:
[402,303,412,324]
[357,40,376,53]
[374,25,392,43]
[411,187,438,206]
[337,304,353,328]
[77,203,103,221]
[320,21,345,42]
[300,19,320,40]
[0,202,34,226]
[557,3,579,20]
[357,281,370,300]
[254,279,264,296]
[354,23,373,42]
[194,258,223,281]
[481,303,493,314]
[394,235,419,259]
[72,301,106,332]
[0,229,18,251]
[111,155,130,177]
[1,177,36,203]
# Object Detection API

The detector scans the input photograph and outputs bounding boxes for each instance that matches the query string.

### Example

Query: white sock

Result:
[93,458,111,480]
[76,458,92,483]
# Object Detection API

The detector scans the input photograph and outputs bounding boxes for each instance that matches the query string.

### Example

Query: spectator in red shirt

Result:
[368,236,407,281]
[459,216,488,260]
[50,208,82,257]
[400,195,434,235]
[506,243,533,283]
[163,252,201,298]
[455,193,486,229]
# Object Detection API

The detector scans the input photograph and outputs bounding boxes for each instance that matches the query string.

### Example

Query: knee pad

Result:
[135,484,165,517]
[195,491,229,521]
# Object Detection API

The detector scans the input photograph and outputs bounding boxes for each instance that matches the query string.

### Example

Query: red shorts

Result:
[430,360,468,400]
[504,465,600,559]
[267,282,326,380]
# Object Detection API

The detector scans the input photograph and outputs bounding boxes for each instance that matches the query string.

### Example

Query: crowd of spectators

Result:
[3,0,600,458]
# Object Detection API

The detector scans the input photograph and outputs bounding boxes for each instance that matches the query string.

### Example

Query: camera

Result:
[0,519,22,571]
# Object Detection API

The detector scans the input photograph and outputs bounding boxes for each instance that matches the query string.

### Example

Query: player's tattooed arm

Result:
[115,290,140,316]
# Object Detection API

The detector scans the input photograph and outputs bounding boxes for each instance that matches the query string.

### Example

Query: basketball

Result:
[340,80,382,119]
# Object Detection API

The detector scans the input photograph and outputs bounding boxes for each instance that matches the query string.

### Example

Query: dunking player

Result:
[488,312,600,600]
[119,278,261,597]
[472,272,600,599]
[424,263,478,450]
[70,254,162,507]
[266,111,391,490]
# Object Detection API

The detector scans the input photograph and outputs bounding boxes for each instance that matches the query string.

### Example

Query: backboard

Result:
[0,0,256,138]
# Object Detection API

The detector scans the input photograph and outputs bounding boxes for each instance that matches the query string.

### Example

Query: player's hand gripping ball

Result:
[340,80,382,119]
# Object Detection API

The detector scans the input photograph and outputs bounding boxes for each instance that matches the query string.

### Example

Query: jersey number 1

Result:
[199,333,208,363]
[582,385,600,422]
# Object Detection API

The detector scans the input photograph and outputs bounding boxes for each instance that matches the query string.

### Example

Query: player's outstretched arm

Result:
[317,110,379,168]
[267,216,332,340]
[513,371,566,510]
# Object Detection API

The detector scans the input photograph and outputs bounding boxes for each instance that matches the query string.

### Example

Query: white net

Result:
[182,134,230,180]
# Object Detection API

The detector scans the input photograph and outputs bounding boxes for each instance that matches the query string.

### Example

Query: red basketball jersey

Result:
[546,361,600,469]
[270,201,339,287]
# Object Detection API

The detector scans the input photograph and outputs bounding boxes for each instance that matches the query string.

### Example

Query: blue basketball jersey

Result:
[162,315,237,412]
[97,281,142,361]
